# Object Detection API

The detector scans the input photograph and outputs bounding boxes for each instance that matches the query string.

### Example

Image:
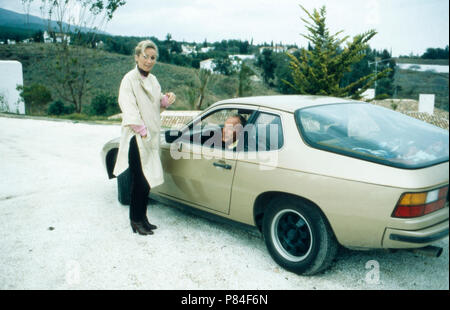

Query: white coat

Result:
[112,67,165,188]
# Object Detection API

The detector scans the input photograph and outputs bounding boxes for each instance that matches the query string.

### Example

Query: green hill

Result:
[394,69,449,111]
[0,7,106,35]
[0,43,278,114]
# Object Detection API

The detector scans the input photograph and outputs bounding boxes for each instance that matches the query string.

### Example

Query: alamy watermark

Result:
[65,260,81,286]
[365,259,380,285]
[167,122,281,170]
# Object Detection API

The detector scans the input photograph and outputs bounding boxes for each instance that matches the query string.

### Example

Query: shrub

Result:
[87,93,119,116]
[17,83,52,115]
[47,100,65,115]
[47,100,75,115]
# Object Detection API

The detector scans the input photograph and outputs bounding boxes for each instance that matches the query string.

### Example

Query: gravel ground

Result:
[0,115,448,290]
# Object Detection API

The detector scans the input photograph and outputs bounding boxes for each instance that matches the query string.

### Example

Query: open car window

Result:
[184,108,256,149]
[295,103,449,169]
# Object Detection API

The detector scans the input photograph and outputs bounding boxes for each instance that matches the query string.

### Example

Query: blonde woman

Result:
[113,40,176,235]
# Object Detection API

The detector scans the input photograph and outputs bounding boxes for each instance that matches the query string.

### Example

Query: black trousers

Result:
[128,135,150,222]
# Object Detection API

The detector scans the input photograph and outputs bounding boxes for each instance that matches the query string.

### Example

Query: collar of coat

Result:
[133,66,155,102]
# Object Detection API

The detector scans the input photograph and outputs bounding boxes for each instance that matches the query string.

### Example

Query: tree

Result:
[33,30,44,43]
[421,46,449,59]
[213,55,235,76]
[284,5,391,99]
[196,69,212,110]
[30,0,126,113]
[256,48,277,86]
[184,83,199,110]
[373,49,396,98]
[21,0,33,24]
[17,84,52,115]
[236,63,254,97]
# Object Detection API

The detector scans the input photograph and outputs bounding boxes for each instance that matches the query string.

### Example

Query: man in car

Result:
[222,114,247,150]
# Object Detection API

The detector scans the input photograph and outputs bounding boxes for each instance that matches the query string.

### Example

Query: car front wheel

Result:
[263,197,338,275]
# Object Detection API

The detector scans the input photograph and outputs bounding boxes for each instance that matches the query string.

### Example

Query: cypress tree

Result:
[284,5,391,99]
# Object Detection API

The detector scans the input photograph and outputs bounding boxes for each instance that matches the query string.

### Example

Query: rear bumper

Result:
[383,219,449,249]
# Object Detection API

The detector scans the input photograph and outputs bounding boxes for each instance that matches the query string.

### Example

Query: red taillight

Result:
[393,186,448,218]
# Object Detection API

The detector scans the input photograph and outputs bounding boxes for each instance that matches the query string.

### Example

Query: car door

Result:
[158,106,258,214]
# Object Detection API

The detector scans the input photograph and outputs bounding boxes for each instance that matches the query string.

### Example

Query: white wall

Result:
[0,60,25,114]
[419,94,435,115]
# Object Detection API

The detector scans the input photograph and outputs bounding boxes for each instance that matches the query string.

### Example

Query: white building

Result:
[361,88,375,100]
[200,58,216,73]
[200,46,214,53]
[43,31,52,43]
[55,33,71,44]
[200,55,255,74]
[181,44,196,55]
[230,54,256,61]
[7,39,16,45]
[0,61,25,114]
[43,31,71,44]
[259,46,287,54]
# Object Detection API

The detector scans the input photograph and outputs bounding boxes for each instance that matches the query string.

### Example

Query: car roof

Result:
[211,95,362,113]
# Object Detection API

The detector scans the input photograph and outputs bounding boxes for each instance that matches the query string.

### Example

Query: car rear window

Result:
[295,103,449,169]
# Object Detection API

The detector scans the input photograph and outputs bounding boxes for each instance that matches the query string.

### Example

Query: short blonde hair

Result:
[135,40,159,58]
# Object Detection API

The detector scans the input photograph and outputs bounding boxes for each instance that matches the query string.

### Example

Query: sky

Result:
[1,0,449,57]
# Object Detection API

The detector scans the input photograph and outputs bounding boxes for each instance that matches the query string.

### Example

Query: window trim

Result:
[242,110,285,153]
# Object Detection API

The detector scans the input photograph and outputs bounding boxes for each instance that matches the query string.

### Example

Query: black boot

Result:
[143,216,158,230]
[131,220,154,235]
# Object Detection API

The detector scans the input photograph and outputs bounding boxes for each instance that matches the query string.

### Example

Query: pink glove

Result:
[130,124,148,137]
[160,94,170,108]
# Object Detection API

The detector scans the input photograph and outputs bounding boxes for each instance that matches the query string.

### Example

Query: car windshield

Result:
[295,103,449,169]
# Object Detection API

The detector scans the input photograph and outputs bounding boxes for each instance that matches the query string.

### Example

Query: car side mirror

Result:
[165,130,182,143]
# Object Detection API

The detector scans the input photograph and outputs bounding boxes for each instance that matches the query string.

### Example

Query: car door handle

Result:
[213,162,232,170]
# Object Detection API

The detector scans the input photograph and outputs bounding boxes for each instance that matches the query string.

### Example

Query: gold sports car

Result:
[101,95,449,275]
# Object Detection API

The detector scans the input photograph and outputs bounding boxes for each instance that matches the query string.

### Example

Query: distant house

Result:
[200,58,216,73]
[43,31,52,43]
[55,33,70,44]
[7,39,16,45]
[200,46,214,53]
[201,55,255,74]
[230,54,255,61]
[361,88,375,100]
[181,44,196,55]
[250,75,261,82]
[259,46,287,53]
[43,31,71,44]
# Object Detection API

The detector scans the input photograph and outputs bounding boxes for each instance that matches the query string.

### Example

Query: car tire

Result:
[262,197,338,275]
[117,168,131,206]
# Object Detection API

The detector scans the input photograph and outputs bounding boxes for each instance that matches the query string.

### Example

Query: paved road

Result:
[0,115,448,289]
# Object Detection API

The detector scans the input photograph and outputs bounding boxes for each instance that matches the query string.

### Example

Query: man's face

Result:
[222,116,243,144]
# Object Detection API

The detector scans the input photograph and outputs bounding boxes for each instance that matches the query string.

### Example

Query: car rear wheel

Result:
[263,197,338,275]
